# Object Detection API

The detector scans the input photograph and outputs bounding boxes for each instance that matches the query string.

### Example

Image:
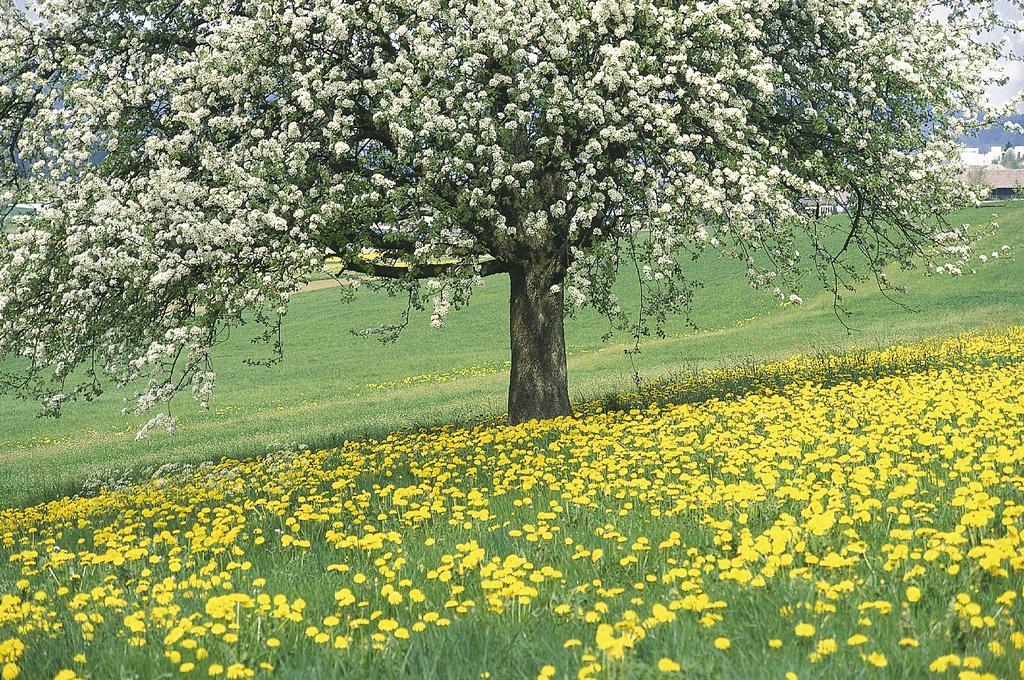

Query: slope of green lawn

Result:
[2,205,1023,507]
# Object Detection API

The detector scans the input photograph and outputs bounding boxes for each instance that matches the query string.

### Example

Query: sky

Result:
[980,0,1024,107]
[991,66,1023,107]
[10,0,1024,107]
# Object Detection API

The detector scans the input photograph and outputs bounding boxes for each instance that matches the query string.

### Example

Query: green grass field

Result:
[2,205,1023,507]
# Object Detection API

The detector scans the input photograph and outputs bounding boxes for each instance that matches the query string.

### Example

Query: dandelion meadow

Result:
[3,328,1023,679]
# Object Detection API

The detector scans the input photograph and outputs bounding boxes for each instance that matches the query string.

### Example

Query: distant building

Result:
[961,145,1003,165]
[964,166,1024,200]
[798,195,846,217]
[960,144,1024,167]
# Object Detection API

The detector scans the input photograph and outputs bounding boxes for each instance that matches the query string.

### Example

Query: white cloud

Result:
[980,2,1024,108]
[988,58,1024,108]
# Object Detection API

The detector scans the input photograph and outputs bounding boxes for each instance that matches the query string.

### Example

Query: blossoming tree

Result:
[0,0,1020,425]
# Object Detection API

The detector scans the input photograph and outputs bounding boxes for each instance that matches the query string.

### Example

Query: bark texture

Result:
[507,259,571,424]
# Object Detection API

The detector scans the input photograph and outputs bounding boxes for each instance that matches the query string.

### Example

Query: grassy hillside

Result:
[2,205,1023,506]
[1,207,33,233]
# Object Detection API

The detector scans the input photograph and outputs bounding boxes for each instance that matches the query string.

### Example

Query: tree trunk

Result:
[507,259,571,424]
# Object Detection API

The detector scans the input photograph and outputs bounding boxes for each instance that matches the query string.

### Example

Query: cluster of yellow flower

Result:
[0,435,74,452]
[2,328,1023,678]
[598,326,1024,414]
[363,362,511,391]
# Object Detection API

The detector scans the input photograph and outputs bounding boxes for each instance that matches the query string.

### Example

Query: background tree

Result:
[1000,145,1022,168]
[0,0,1020,426]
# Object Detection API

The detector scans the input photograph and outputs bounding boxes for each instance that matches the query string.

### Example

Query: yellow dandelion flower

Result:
[795,623,816,637]
[657,658,681,673]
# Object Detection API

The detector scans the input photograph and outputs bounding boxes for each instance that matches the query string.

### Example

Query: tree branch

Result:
[340,257,509,280]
